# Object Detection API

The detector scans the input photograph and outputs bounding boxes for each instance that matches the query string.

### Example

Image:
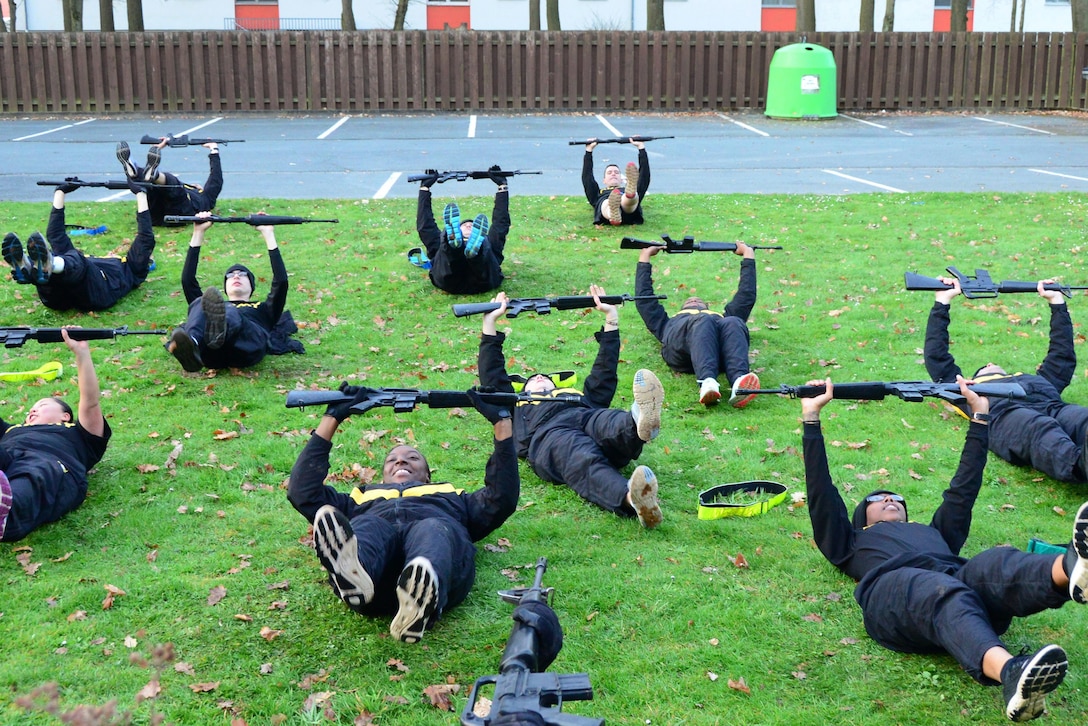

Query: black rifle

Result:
[904,267,1088,300]
[0,326,162,348]
[735,380,1027,404]
[621,234,783,253]
[140,134,244,147]
[453,293,666,319]
[406,169,543,184]
[286,387,584,415]
[461,557,601,726]
[567,135,674,146]
[37,178,182,191]
[163,214,338,226]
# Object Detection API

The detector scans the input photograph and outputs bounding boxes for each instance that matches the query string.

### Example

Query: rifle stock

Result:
[460,558,601,726]
[163,215,338,226]
[567,135,674,146]
[736,380,1027,403]
[452,294,666,318]
[0,326,162,348]
[905,267,1088,299]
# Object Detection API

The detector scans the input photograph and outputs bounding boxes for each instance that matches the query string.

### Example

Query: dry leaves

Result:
[423,683,460,710]
[728,677,751,695]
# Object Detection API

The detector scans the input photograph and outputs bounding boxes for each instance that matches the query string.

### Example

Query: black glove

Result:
[488,164,506,186]
[467,388,512,425]
[421,169,440,188]
[56,178,81,194]
[324,383,375,423]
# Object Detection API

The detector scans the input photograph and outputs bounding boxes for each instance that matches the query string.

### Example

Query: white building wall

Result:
[470,0,758,31]
[816,0,933,31]
[971,0,1072,32]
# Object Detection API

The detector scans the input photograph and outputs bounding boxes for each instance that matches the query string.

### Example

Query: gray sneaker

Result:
[143,146,162,183]
[631,368,664,442]
[116,141,138,178]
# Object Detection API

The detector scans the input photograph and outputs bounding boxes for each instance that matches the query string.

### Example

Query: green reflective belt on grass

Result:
[697,481,788,520]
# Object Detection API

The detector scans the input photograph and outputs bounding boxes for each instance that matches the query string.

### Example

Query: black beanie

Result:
[224,263,255,292]
[852,489,907,529]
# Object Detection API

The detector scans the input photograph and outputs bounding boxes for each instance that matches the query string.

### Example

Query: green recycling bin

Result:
[765,43,837,120]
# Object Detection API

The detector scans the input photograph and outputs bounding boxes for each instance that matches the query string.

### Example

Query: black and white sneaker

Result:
[1066,500,1088,604]
[26,232,53,284]
[143,146,162,183]
[1002,644,1068,722]
[3,233,31,284]
[116,141,138,178]
[390,557,439,643]
[201,287,228,350]
[312,505,373,611]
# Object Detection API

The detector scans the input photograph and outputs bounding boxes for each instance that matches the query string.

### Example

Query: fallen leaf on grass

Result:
[259,626,283,641]
[423,683,460,710]
[383,695,409,705]
[354,709,378,725]
[212,430,239,441]
[190,682,220,693]
[803,613,823,623]
[297,670,331,689]
[727,552,749,568]
[727,677,751,695]
[706,671,718,682]
[207,586,227,606]
[137,463,160,473]
[67,610,87,622]
[387,658,409,673]
[136,680,161,702]
[302,691,334,712]
[175,662,196,675]
[103,584,126,609]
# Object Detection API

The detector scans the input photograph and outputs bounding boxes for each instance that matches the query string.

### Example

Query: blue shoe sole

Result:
[443,203,462,247]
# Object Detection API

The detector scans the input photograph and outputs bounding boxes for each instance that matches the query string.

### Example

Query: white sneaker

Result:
[1067,501,1088,604]
[312,505,374,611]
[390,557,440,643]
[729,372,760,409]
[698,378,721,406]
[631,369,664,442]
[628,466,662,529]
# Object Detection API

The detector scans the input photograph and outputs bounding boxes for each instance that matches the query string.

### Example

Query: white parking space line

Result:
[716,113,770,137]
[821,169,906,193]
[596,114,623,137]
[468,115,477,138]
[318,116,350,139]
[840,113,913,137]
[1029,168,1088,183]
[973,116,1054,135]
[178,118,222,135]
[97,191,129,202]
[13,118,96,141]
[374,172,401,199]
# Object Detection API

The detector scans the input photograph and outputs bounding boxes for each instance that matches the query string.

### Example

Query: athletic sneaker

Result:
[407,247,432,270]
[624,161,638,198]
[167,328,203,373]
[3,233,31,284]
[607,188,623,226]
[143,146,162,183]
[1065,500,1088,603]
[443,203,463,247]
[464,214,490,258]
[390,557,440,643]
[631,368,664,442]
[116,141,138,179]
[201,287,228,350]
[312,505,374,612]
[1001,644,1068,721]
[0,470,11,540]
[729,372,760,409]
[698,378,721,406]
[628,465,662,529]
[26,232,53,284]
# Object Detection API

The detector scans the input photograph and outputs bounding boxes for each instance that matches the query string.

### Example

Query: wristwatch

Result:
[972,412,991,423]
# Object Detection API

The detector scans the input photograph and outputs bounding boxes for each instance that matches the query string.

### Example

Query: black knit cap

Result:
[852,489,908,529]
[224,263,255,292]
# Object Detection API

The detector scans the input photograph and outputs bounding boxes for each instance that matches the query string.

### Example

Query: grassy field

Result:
[2,189,1088,725]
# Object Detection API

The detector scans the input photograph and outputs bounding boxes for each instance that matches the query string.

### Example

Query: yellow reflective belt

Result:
[350,482,463,505]
[697,481,788,520]
[674,309,723,318]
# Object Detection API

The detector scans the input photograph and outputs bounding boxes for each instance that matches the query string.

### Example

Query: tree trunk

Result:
[529,0,540,30]
[342,0,356,31]
[647,0,665,31]
[126,0,144,32]
[546,0,560,30]
[392,0,409,31]
[99,0,115,31]
[859,0,874,32]
[950,0,968,32]
[1009,0,1017,32]
[881,0,894,31]
[71,0,83,31]
[1075,0,1088,32]
[796,0,816,32]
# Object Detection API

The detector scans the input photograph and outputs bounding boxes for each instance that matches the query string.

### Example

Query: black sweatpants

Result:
[182,299,270,369]
[989,405,1088,483]
[662,314,751,383]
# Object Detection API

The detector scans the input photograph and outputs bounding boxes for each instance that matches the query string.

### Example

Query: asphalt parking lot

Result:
[2,110,1087,203]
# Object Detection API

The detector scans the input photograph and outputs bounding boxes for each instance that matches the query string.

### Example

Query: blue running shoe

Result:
[464,214,489,258]
[26,232,53,284]
[407,247,431,270]
[3,233,31,284]
[443,203,463,248]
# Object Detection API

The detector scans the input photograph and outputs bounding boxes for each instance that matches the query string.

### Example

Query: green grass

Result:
[1,190,1088,725]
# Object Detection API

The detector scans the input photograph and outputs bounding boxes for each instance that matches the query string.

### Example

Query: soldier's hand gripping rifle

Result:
[163,214,338,226]
[568,135,674,145]
[286,387,584,415]
[140,134,244,147]
[460,557,602,726]
[904,267,1088,300]
[406,169,543,184]
[453,293,666,319]
[621,234,784,253]
[734,380,1027,404]
[0,326,162,348]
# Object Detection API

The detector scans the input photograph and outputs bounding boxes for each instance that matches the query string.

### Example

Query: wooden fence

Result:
[2,30,1087,114]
